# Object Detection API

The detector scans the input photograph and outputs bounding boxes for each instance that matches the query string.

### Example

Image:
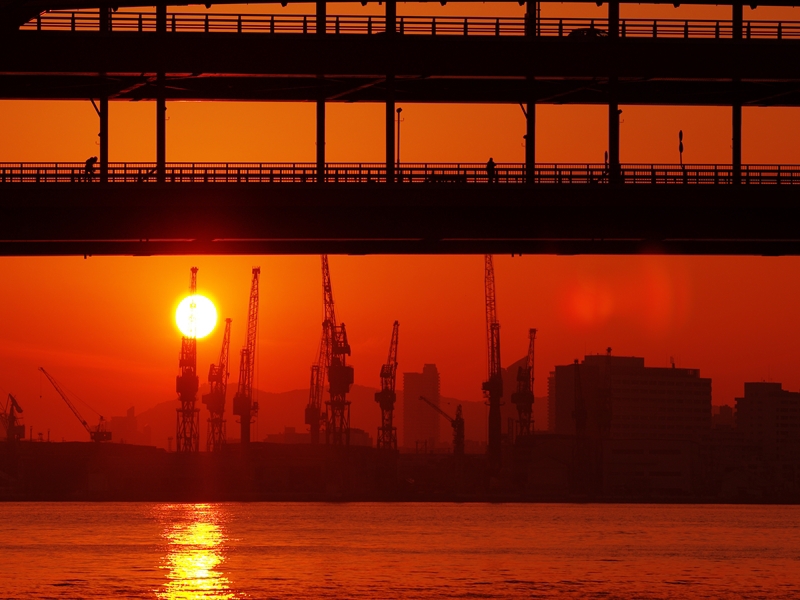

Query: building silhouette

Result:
[553,355,711,441]
[736,382,800,464]
[403,364,440,451]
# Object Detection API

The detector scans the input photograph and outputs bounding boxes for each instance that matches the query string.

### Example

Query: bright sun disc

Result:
[176,295,217,339]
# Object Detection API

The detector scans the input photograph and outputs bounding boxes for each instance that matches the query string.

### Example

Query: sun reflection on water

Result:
[156,504,237,600]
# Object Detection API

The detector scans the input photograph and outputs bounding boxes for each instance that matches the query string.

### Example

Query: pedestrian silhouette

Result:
[486,157,496,183]
[84,156,98,182]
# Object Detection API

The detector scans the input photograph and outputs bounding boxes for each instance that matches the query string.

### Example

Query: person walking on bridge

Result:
[84,156,98,182]
[486,157,497,183]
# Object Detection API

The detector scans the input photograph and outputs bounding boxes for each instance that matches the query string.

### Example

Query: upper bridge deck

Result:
[20,10,800,40]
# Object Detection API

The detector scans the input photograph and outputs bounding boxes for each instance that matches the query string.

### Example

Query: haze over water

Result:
[2,503,799,598]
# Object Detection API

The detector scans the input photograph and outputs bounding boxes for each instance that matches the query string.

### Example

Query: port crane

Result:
[233,267,261,445]
[2,393,25,443]
[305,324,330,445]
[203,317,232,452]
[176,267,200,452]
[511,328,537,438]
[316,255,353,446]
[305,258,335,446]
[39,367,111,442]
[374,321,399,451]
[419,395,464,457]
[482,255,503,471]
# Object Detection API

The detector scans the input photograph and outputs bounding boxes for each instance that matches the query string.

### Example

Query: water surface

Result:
[2,503,799,598]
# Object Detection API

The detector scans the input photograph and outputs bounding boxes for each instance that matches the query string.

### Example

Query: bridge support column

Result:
[608,80,620,184]
[316,0,326,32]
[156,3,166,33]
[156,4,166,183]
[386,76,395,184]
[386,0,396,34]
[733,100,742,184]
[525,98,535,184]
[316,2,326,182]
[99,95,108,183]
[386,1,396,183]
[525,2,536,183]
[607,1,620,183]
[732,2,743,184]
[156,73,166,183]
[99,7,110,184]
[317,99,326,183]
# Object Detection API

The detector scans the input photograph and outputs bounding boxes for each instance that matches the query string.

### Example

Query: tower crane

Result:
[176,267,200,452]
[203,317,232,452]
[374,321,399,451]
[419,395,464,457]
[482,255,503,471]
[511,328,537,438]
[305,323,330,445]
[305,256,338,445]
[39,367,111,442]
[318,255,354,446]
[2,393,25,443]
[233,267,261,445]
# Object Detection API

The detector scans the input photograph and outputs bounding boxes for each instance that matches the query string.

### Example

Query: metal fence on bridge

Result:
[2,162,800,185]
[21,11,800,40]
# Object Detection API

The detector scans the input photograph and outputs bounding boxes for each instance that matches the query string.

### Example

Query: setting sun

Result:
[175,295,217,339]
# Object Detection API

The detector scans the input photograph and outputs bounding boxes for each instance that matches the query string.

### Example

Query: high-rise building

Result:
[402,364,441,450]
[553,354,711,440]
[547,371,557,432]
[736,382,800,463]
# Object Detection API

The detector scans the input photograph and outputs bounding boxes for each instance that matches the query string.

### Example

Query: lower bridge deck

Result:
[1,176,798,256]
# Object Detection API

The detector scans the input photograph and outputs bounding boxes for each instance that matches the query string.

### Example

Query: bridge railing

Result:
[20,11,800,40]
[3,162,800,184]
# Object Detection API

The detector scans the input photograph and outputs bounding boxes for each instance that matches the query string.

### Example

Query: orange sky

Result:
[2,2,800,442]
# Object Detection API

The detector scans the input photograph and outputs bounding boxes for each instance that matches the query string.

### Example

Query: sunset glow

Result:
[175,295,217,339]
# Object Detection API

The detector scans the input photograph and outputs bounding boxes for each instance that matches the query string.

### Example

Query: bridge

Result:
[1,0,798,255]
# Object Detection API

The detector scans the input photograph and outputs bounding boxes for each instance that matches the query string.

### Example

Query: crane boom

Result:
[233,267,261,445]
[482,255,503,471]
[39,367,111,442]
[375,321,399,451]
[418,396,465,456]
[419,394,452,423]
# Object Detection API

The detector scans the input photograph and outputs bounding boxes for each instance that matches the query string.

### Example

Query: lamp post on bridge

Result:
[396,107,403,182]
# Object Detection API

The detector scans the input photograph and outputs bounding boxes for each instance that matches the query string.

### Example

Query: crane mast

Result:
[305,256,336,444]
[39,367,111,442]
[305,322,330,444]
[176,267,200,452]
[233,267,261,445]
[511,328,537,438]
[319,255,354,446]
[482,255,503,471]
[203,317,231,452]
[419,395,464,457]
[375,321,399,451]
